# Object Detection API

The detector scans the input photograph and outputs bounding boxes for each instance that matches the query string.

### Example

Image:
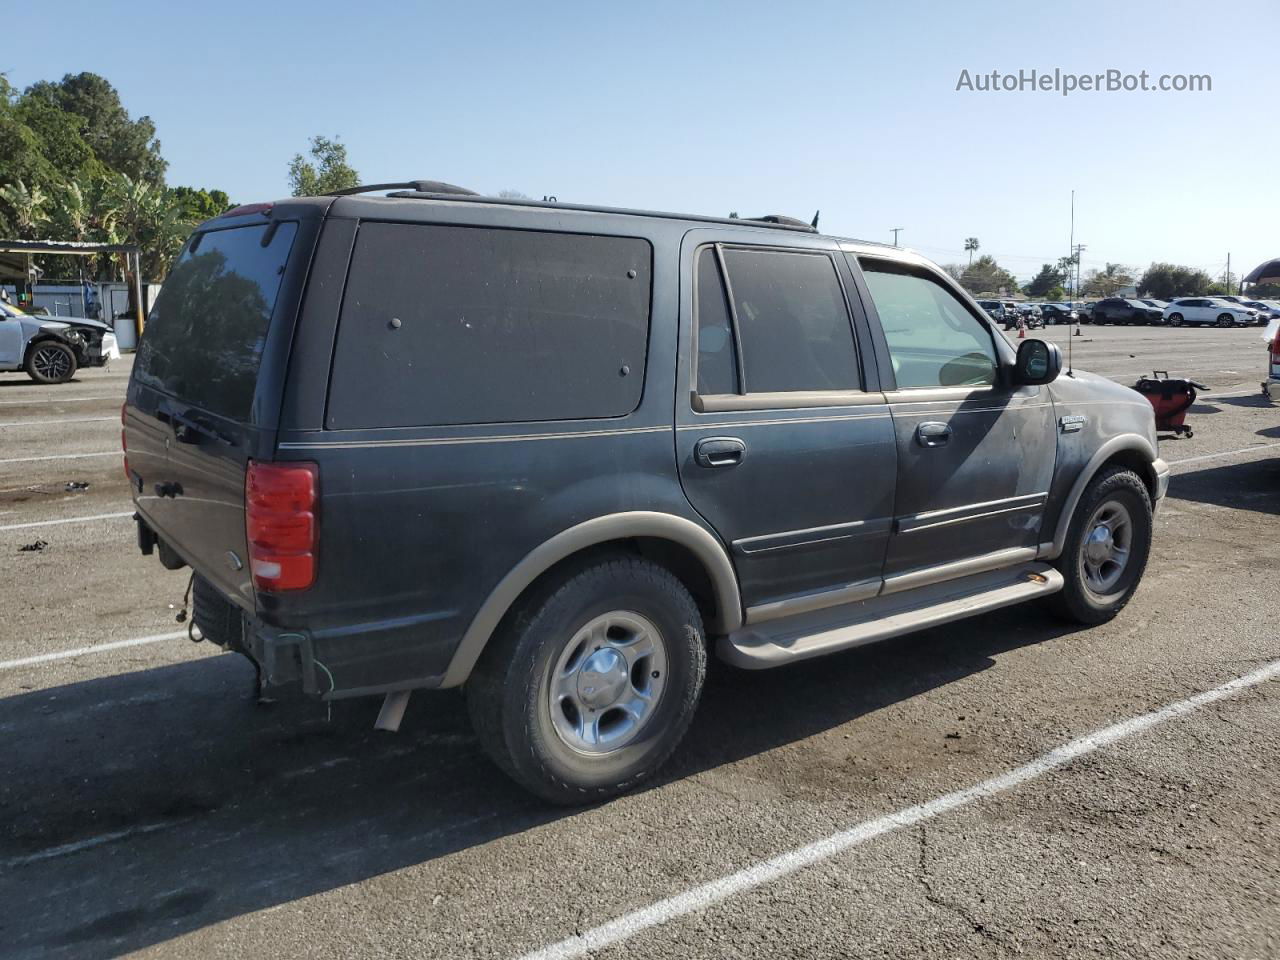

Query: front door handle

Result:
[916,422,952,448]
[695,437,746,468]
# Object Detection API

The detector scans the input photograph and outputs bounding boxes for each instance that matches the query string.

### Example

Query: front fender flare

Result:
[440,511,742,688]
[1042,434,1160,560]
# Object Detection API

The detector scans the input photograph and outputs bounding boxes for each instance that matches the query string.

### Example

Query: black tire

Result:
[1168,313,1183,327]
[466,554,707,804]
[25,340,77,384]
[1046,467,1153,625]
[1216,314,1234,328]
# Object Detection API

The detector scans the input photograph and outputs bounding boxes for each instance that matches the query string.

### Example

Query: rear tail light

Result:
[245,460,319,591]
[1271,331,1280,359]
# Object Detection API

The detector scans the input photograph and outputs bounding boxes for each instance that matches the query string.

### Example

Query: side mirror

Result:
[1012,338,1061,386]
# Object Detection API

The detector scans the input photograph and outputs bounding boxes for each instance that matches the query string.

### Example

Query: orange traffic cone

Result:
[1017,325,1025,339]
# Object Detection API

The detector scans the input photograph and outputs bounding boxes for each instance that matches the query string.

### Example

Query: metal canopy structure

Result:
[0,239,145,338]
[1244,258,1280,288]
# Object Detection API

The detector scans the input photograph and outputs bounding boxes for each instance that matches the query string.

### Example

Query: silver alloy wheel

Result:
[1079,500,1133,596]
[548,610,668,755]
[32,345,72,381]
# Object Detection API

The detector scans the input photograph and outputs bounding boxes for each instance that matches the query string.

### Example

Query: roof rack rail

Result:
[743,214,816,230]
[335,189,820,234]
[325,180,479,197]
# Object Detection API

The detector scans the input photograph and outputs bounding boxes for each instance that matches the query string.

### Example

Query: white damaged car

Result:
[0,301,120,383]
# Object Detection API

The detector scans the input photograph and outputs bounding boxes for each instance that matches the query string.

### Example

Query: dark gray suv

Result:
[125,182,1169,803]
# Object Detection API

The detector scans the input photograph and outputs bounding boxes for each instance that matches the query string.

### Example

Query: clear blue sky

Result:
[7,0,1277,282]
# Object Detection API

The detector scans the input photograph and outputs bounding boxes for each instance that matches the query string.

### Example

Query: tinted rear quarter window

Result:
[134,222,297,421]
[327,223,651,428]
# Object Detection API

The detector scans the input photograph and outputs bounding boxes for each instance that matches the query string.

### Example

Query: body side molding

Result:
[439,511,743,688]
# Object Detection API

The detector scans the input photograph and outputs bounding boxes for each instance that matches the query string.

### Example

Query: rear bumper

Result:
[188,570,454,700]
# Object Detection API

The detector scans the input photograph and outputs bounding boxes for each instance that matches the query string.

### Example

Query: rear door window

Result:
[327,223,651,428]
[134,222,298,421]
[716,247,859,393]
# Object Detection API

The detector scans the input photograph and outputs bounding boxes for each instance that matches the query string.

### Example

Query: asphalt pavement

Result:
[1,327,1277,959]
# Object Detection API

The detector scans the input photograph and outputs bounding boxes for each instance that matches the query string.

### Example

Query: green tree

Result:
[1137,263,1214,299]
[1082,263,1135,297]
[959,254,1019,295]
[23,72,166,185]
[1024,263,1066,298]
[168,186,232,222]
[288,135,359,196]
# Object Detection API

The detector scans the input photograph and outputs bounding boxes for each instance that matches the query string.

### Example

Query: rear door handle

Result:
[916,422,952,447]
[694,437,746,468]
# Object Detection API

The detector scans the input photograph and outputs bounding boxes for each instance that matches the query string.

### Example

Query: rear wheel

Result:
[466,555,707,804]
[1047,467,1153,625]
[25,341,77,384]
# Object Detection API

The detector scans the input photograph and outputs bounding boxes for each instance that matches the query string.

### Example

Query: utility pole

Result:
[891,227,903,247]
[1073,243,1087,301]
[1226,252,1231,294]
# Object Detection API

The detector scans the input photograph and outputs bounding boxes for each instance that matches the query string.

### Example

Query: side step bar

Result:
[718,563,1064,669]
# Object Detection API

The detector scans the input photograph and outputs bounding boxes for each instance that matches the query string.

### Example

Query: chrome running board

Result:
[718,563,1064,669]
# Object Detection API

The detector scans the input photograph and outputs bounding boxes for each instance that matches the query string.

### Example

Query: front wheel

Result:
[26,341,77,384]
[1217,314,1234,328]
[466,555,707,804]
[1168,313,1183,327]
[1047,467,1153,625]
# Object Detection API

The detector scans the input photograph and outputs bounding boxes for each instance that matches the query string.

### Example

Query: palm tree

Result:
[0,180,52,238]
[964,237,980,265]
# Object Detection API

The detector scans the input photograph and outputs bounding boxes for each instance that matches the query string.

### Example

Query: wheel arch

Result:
[440,511,743,688]
[1042,434,1159,560]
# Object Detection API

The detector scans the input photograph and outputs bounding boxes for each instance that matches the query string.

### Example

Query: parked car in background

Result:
[1040,303,1077,325]
[1091,298,1164,326]
[977,299,1008,323]
[123,183,1167,803]
[1213,295,1267,325]
[1163,297,1256,327]
[1076,302,1096,323]
[1139,299,1169,313]
[0,300,120,383]
[1241,300,1280,322]
[1019,303,1044,328]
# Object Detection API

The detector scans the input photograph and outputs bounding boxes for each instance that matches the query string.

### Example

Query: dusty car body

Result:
[125,185,1167,803]
[0,302,119,383]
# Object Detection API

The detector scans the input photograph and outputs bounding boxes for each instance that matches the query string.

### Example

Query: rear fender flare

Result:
[441,511,743,688]
[1041,434,1158,560]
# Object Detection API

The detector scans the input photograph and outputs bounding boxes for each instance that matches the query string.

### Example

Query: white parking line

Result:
[0,395,119,406]
[0,631,186,671]
[0,416,117,428]
[0,511,133,532]
[0,451,119,465]
[1168,441,1280,468]
[1198,388,1262,400]
[519,658,1280,960]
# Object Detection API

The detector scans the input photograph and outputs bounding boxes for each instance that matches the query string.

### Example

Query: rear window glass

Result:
[327,223,651,428]
[134,222,297,421]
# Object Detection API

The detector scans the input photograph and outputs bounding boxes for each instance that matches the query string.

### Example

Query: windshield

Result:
[134,221,298,421]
